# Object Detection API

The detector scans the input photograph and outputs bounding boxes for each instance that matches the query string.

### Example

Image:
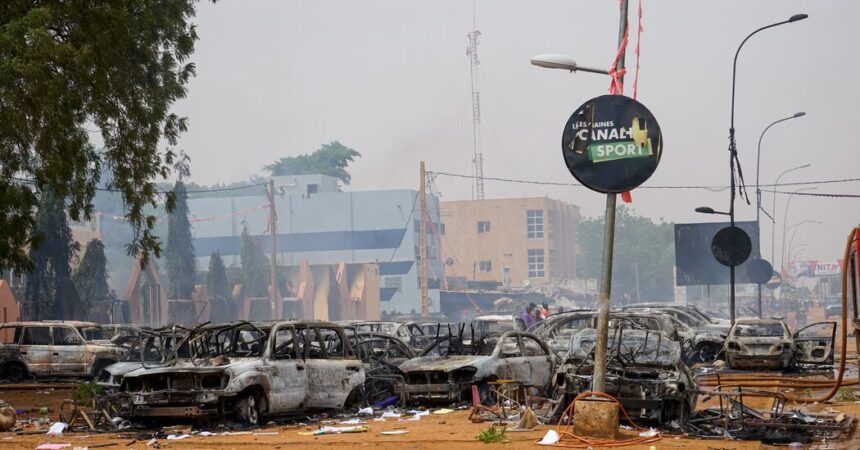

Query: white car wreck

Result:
[723,319,836,370]
[397,330,555,403]
[101,321,365,424]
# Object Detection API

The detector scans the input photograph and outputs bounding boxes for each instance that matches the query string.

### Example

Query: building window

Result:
[528,249,545,278]
[478,260,492,272]
[548,249,557,277]
[527,209,544,239]
[477,221,491,234]
[383,276,403,292]
[440,223,446,235]
[306,184,319,195]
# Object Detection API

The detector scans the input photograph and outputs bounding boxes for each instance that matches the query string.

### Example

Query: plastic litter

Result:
[166,434,190,440]
[380,430,409,435]
[358,407,374,415]
[46,422,67,437]
[298,425,370,436]
[639,428,658,438]
[537,430,560,445]
[380,412,401,418]
[339,418,366,425]
[35,444,71,450]
[432,408,454,415]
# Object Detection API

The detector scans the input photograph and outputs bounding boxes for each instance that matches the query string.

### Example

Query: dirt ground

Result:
[1,384,857,450]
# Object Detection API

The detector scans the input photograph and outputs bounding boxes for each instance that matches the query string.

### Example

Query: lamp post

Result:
[726,13,807,326]
[780,188,817,278]
[784,219,821,275]
[529,0,629,396]
[755,112,805,316]
[770,164,810,264]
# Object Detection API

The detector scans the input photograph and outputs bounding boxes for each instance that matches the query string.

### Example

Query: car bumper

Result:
[398,382,469,402]
[726,353,790,369]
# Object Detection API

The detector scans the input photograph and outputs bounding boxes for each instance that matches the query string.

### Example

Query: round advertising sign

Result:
[711,226,752,267]
[562,95,663,193]
[747,258,774,285]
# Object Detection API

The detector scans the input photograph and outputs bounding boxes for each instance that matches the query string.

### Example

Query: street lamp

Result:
[529,1,630,397]
[726,13,807,326]
[780,188,817,277]
[695,206,730,216]
[755,112,806,317]
[784,220,821,274]
[770,164,810,263]
[530,54,610,75]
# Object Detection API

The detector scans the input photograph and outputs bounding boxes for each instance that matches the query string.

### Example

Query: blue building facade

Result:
[186,175,442,315]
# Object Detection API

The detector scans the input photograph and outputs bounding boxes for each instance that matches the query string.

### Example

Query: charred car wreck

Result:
[397,330,556,403]
[552,327,697,425]
[723,319,835,370]
[100,321,364,424]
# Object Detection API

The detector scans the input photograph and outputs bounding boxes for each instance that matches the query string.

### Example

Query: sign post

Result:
[561,94,663,393]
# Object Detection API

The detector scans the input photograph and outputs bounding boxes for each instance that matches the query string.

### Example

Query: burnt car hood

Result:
[399,355,490,374]
[105,361,144,378]
[120,360,238,378]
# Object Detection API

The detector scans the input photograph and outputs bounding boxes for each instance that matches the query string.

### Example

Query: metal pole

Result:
[268,180,280,319]
[592,0,627,394]
[419,161,429,317]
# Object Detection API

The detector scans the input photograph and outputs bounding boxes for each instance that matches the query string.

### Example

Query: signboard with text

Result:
[562,95,663,193]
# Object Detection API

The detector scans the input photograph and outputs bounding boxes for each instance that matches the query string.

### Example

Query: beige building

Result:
[439,197,580,287]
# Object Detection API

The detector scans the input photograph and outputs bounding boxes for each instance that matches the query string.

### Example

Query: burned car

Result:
[552,327,697,425]
[0,321,127,382]
[622,306,729,362]
[398,330,555,403]
[104,321,364,424]
[723,319,835,370]
[339,320,429,349]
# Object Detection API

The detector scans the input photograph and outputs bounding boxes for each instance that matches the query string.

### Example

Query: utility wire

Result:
[427,171,860,190]
[759,189,860,199]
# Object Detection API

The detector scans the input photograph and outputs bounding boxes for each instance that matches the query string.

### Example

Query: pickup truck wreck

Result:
[552,327,697,425]
[397,330,555,404]
[100,321,364,424]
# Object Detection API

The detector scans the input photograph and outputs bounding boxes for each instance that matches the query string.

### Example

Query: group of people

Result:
[520,302,551,329]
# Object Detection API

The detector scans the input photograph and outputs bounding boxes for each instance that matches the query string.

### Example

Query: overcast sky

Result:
[172,0,860,265]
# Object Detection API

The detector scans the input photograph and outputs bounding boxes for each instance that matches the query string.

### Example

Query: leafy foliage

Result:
[475,425,506,443]
[577,206,675,303]
[240,224,270,298]
[0,1,205,273]
[73,239,110,322]
[165,180,196,299]
[264,141,361,185]
[24,191,81,320]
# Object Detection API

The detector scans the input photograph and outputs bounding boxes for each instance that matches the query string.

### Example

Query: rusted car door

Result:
[494,333,532,382]
[794,322,836,365]
[266,324,307,412]
[51,326,87,375]
[302,325,363,409]
[20,326,52,376]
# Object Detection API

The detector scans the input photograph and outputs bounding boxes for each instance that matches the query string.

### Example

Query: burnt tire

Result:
[237,392,262,425]
[91,360,115,380]
[1,363,29,383]
[696,343,721,363]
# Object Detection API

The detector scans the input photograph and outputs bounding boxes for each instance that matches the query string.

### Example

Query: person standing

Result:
[520,303,537,329]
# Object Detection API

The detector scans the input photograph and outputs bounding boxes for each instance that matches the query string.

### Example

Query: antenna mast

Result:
[467,26,484,200]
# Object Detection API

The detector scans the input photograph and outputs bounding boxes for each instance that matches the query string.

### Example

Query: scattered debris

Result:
[298,425,370,436]
[380,430,409,435]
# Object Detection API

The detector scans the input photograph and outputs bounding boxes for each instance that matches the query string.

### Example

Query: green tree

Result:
[207,251,234,322]
[240,225,270,298]
[165,178,196,299]
[25,191,81,320]
[73,239,110,322]
[577,206,675,303]
[0,1,206,273]
[264,141,361,185]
